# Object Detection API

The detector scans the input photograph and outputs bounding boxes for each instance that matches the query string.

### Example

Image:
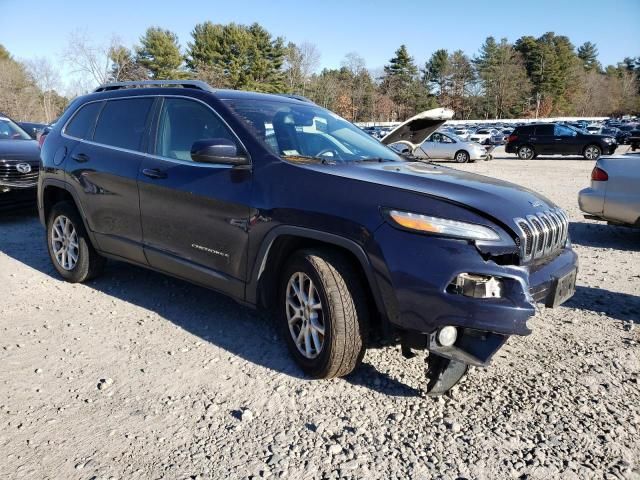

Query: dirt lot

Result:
[1,156,639,480]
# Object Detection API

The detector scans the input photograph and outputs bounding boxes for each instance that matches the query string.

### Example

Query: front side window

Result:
[555,124,576,137]
[65,101,103,140]
[223,98,402,163]
[155,97,240,161]
[93,98,154,151]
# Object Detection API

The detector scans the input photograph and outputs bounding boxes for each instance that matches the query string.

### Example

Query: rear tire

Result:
[46,201,105,283]
[583,144,601,160]
[454,150,470,163]
[278,249,368,379]
[518,145,535,160]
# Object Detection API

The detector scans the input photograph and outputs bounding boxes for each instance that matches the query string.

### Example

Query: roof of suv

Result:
[90,80,314,105]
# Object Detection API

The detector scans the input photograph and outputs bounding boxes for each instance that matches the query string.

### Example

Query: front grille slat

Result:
[0,160,39,186]
[515,208,569,263]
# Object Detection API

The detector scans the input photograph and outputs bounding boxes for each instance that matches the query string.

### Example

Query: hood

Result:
[319,161,559,233]
[0,139,40,162]
[380,108,454,148]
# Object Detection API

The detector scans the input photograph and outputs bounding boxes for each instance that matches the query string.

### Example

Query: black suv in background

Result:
[38,81,578,395]
[506,123,617,160]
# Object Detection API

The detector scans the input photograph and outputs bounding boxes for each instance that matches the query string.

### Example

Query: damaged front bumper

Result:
[371,223,578,393]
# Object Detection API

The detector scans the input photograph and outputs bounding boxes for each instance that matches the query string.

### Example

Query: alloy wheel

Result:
[51,215,79,271]
[585,146,601,160]
[286,272,325,359]
[518,146,533,159]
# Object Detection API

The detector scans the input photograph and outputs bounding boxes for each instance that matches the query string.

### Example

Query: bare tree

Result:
[282,41,320,94]
[25,58,61,122]
[0,58,41,121]
[63,30,115,87]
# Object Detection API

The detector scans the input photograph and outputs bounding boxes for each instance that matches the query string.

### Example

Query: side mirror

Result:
[191,138,249,166]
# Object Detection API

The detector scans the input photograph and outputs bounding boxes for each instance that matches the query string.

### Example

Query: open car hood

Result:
[380,108,454,148]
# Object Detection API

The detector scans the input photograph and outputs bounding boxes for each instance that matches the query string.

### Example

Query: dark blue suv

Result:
[38,81,578,395]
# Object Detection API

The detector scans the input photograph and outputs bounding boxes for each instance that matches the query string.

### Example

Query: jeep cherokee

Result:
[38,80,578,395]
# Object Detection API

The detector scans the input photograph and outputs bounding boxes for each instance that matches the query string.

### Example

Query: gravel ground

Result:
[1,155,639,480]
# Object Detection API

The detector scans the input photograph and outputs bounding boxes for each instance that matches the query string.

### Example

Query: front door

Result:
[553,124,581,155]
[138,96,253,299]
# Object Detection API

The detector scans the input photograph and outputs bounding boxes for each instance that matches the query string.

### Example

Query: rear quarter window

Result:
[515,125,535,135]
[64,101,104,140]
[93,98,154,152]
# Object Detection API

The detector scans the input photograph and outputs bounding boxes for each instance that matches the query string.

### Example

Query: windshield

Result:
[0,118,31,140]
[222,98,403,163]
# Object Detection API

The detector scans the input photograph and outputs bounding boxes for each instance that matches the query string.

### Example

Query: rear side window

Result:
[65,102,103,140]
[535,125,554,135]
[515,125,535,135]
[93,98,154,151]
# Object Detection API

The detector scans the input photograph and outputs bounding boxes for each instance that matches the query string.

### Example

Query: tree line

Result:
[1,23,638,123]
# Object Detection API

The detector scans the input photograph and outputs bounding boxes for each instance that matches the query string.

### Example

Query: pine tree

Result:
[424,49,450,104]
[577,41,601,72]
[475,37,531,118]
[136,27,185,80]
[185,22,286,92]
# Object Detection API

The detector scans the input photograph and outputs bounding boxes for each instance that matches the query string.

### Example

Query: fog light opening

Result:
[437,326,458,347]
[450,273,504,299]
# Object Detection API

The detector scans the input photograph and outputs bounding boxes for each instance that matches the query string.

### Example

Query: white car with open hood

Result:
[383,109,488,163]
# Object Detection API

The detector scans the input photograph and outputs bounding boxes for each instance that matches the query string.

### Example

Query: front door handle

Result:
[72,153,89,163]
[142,168,167,179]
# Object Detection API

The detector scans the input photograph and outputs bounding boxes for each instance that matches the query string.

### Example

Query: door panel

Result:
[139,96,253,299]
[65,97,154,264]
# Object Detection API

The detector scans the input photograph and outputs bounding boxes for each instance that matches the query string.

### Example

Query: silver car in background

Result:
[414,131,488,163]
[578,155,640,227]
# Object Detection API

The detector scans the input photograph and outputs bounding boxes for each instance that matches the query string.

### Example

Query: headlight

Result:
[386,209,500,241]
[603,137,614,143]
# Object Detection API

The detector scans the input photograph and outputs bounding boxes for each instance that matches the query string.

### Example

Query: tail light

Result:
[507,134,518,143]
[591,166,608,181]
[38,133,48,149]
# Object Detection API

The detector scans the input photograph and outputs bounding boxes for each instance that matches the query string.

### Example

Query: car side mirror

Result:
[191,138,249,166]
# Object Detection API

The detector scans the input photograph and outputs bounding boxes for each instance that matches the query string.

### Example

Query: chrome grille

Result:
[0,160,39,186]
[514,208,569,262]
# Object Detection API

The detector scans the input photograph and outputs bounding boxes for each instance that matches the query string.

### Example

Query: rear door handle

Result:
[142,168,167,179]
[72,153,89,163]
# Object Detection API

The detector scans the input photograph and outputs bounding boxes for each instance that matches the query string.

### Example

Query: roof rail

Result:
[93,80,214,93]
[276,93,315,104]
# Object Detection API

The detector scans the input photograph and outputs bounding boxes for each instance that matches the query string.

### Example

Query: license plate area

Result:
[546,268,577,308]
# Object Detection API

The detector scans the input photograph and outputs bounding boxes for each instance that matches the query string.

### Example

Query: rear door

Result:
[138,96,253,299]
[533,124,554,154]
[65,97,155,264]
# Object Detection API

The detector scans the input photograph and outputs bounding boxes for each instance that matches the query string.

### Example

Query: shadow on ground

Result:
[570,221,640,252]
[0,211,418,397]
[565,286,640,323]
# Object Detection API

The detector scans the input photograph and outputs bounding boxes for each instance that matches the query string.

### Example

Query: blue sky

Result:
[1,0,639,86]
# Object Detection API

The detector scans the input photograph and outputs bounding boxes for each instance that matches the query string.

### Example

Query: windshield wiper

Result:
[282,155,336,165]
[351,157,397,163]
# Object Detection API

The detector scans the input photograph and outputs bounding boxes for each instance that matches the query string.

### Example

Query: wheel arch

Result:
[40,180,98,249]
[248,227,389,335]
[454,149,470,162]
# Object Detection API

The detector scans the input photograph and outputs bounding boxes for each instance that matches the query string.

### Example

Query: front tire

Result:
[518,145,535,160]
[279,249,368,379]
[583,144,601,160]
[454,150,470,163]
[46,201,105,283]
